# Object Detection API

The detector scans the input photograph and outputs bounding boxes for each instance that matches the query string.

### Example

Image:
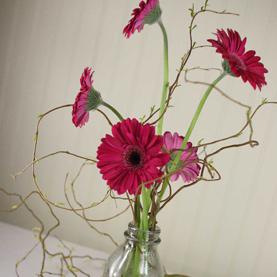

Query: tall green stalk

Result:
[157,20,169,135]
[158,72,227,202]
[171,71,227,170]
[140,20,169,235]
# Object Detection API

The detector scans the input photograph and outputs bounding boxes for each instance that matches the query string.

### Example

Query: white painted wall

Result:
[0,0,277,276]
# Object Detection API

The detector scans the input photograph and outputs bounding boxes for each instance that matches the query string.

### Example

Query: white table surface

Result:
[0,221,108,276]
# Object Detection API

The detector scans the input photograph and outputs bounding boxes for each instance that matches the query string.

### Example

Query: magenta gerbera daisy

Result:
[163,132,201,183]
[208,29,268,90]
[97,118,170,195]
[72,67,102,127]
[123,0,161,38]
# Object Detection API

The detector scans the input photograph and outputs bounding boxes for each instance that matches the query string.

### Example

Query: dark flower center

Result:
[123,146,145,169]
[129,151,141,165]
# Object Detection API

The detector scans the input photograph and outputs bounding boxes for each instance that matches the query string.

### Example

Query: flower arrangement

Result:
[71,0,268,235]
[1,0,276,276]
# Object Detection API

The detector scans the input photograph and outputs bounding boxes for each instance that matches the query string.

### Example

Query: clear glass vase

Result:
[102,222,165,277]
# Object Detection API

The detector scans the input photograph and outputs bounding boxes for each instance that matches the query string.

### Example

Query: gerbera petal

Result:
[170,172,180,182]
[172,132,184,149]
[163,131,174,151]
[141,124,154,147]
[146,135,163,154]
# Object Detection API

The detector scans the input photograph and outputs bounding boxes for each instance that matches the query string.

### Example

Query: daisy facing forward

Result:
[97,118,170,195]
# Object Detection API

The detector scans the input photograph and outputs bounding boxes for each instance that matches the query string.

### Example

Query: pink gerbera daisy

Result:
[97,118,170,195]
[208,29,268,90]
[72,67,102,127]
[123,0,161,38]
[163,132,201,183]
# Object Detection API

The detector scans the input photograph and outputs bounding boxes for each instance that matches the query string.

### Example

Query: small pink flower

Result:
[208,29,268,90]
[97,118,170,195]
[123,0,161,38]
[163,132,201,183]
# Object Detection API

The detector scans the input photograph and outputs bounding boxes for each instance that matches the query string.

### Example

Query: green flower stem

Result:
[133,196,142,277]
[139,21,168,235]
[158,72,227,202]
[102,101,124,121]
[133,245,140,277]
[157,19,169,135]
[141,186,151,231]
[138,19,169,237]
[171,72,227,170]
[134,196,141,227]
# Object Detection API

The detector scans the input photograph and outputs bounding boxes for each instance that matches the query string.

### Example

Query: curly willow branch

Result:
[0,103,133,275]
[0,187,102,276]
[199,101,277,148]
[28,105,125,217]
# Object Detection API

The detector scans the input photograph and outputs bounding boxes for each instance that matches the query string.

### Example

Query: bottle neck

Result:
[124,223,161,245]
